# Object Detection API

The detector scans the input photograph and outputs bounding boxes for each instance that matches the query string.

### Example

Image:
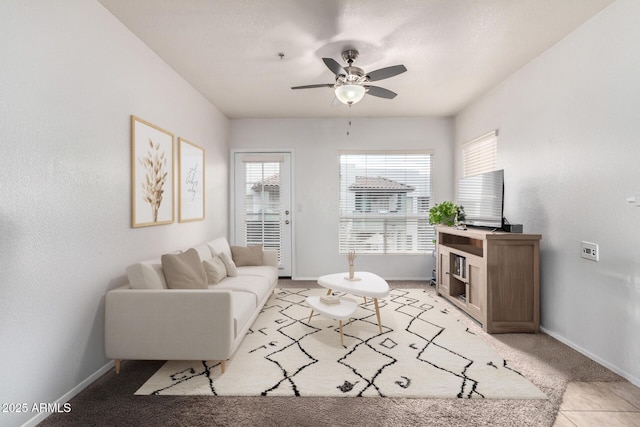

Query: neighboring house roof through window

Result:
[252,173,280,191]
[348,176,415,192]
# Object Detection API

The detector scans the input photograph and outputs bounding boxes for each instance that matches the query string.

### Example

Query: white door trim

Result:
[230,148,295,277]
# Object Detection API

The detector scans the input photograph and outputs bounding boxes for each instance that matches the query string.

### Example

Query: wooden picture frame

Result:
[131,115,175,227]
[178,138,205,222]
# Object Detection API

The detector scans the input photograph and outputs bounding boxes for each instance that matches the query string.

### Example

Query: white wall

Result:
[0,1,229,425]
[455,0,640,385]
[230,118,454,279]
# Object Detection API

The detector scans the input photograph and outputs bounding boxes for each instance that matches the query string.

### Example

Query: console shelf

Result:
[435,226,541,333]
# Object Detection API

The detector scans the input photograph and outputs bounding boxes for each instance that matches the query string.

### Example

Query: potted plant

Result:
[429,201,460,226]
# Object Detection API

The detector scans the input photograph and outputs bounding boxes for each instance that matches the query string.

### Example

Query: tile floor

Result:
[553,381,640,426]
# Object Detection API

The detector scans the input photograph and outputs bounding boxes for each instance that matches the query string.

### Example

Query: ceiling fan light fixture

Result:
[334,84,366,105]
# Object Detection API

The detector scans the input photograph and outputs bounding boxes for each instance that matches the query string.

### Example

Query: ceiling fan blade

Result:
[365,85,397,99]
[322,57,346,75]
[366,65,407,82]
[291,83,334,90]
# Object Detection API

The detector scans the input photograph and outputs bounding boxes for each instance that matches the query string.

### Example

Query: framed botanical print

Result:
[178,138,205,222]
[131,115,175,227]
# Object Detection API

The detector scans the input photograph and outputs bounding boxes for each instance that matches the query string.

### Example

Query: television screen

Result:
[457,169,504,229]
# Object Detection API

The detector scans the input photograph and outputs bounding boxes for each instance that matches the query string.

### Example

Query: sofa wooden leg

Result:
[220,360,226,374]
[115,359,121,374]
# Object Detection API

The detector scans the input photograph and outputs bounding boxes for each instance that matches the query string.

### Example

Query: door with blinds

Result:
[233,152,292,276]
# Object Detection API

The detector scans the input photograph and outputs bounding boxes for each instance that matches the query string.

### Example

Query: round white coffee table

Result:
[316,271,390,333]
[305,296,357,346]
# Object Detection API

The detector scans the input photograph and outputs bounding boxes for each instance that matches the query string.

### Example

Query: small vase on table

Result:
[348,251,357,280]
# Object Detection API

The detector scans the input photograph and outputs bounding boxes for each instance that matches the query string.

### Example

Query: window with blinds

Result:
[242,161,282,262]
[339,152,433,254]
[462,130,498,177]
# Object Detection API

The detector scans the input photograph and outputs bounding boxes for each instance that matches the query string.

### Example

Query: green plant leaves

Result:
[429,201,459,226]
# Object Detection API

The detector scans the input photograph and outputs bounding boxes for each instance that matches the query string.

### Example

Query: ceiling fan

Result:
[291,49,407,106]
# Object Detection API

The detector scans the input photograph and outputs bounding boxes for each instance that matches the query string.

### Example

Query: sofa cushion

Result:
[207,237,232,258]
[210,275,271,306]
[236,265,279,287]
[202,257,227,285]
[231,244,263,267]
[230,291,256,338]
[161,248,207,289]
[192,243,213,262]
[126,258,168,289]
[219,252,238,277]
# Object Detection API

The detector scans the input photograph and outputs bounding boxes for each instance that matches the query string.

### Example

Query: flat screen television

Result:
[457,169,504,229]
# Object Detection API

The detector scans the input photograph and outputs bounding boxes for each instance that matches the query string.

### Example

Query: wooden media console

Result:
[435,225,541,333]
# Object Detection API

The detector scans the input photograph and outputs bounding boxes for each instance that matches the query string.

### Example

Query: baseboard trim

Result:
[540,326,640,388]
[21,360,115,427]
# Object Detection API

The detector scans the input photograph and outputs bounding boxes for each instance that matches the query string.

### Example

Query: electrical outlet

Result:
[581,241,599,261]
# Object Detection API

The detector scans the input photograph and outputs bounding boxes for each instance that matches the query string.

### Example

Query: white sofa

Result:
[105,237,278,374]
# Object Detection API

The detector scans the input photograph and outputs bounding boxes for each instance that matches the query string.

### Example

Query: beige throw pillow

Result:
[219,252,238,277]
[230,244,263,267]
[203,257,227,285]
[161,248,207,289]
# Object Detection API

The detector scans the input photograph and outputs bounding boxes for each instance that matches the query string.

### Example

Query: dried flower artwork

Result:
[139,138,168,222]
[131,115,174,227]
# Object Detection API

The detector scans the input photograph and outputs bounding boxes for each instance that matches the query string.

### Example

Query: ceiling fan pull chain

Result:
[347,105,352,136]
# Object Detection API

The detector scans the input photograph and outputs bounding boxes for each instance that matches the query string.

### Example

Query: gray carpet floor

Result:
[40,280,621,427]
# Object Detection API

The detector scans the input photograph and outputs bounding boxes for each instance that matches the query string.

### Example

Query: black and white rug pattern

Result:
[136,288,546,399]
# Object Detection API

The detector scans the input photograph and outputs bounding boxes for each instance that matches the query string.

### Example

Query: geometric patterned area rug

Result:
[136,288,547,399]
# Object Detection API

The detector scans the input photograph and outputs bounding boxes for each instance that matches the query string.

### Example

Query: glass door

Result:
[233,152,292,276]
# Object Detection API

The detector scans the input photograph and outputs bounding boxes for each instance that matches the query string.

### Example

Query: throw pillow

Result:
[161,248,207,289]
[230,244,263,267]
[202,257,227,285]
[219,252,238,277]
[126,259,168,289]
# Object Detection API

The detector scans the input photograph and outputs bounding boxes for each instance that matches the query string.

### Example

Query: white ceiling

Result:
[97,0,614,119]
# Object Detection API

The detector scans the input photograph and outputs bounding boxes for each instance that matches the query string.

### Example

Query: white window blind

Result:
[242,161,282,262]
[463,130,498,177]
[339,151,433,254]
